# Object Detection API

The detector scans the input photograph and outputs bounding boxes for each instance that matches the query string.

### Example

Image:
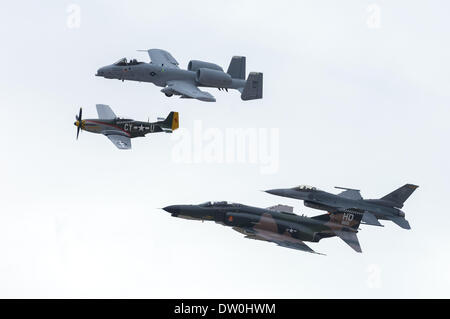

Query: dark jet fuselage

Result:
[264,185,417,229]
[163,202,359,244]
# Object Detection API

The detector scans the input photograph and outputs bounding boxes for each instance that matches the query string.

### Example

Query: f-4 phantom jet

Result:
[74,104,179,150]
[265,184,419,230]
[163,202,365,254]
[96,49,263,102]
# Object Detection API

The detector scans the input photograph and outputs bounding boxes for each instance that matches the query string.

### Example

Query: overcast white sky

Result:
[0,0,449,298]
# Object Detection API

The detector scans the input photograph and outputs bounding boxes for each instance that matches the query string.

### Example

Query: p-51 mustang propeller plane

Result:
[74,104,179,150]
[96,49,263,102]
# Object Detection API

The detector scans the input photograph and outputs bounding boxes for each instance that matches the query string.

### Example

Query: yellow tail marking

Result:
[172,112,179,131]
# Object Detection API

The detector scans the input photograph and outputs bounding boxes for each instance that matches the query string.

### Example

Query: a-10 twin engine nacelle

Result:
[196,68,232,87]
[188,60,224,72]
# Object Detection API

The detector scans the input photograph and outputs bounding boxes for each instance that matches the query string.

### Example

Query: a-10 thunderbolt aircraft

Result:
[163,202,364,254]
[74,104,179,149]
[96,49,263,102]
[265,184,418,230]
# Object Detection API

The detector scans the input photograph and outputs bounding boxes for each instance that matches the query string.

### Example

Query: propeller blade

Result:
[76,126,81,140]
[79,108,82,120]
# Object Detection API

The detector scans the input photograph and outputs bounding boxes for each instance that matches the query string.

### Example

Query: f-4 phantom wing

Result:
[141,49,179,69]
[165,80,216,102]
[106,134,131,150]
[234,227,323,255]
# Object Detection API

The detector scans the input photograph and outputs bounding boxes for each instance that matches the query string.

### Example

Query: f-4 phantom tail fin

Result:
[241,72,263,101]
[381,184,419,208]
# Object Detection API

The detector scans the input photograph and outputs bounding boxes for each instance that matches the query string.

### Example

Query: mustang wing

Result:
[143,49,179,69]
[106,134,131,150]
[96,104,117,120]
[166,80,216,102]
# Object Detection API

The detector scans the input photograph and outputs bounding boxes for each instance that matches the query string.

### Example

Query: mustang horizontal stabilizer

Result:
[362,212,384,227]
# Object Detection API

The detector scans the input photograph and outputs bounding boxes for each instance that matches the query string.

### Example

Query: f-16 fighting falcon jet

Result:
[74,104,179,150]
[163,202,365,254]
[96,49,263,102]
[265,184,419,230]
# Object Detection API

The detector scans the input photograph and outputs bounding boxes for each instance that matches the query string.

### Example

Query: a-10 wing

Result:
[166,80,216,102]
[143,49,179,69]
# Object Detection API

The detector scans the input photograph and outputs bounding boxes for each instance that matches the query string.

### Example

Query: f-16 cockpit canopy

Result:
[113,58,143,66]
[199,201,240,207]
[294,185,319,191]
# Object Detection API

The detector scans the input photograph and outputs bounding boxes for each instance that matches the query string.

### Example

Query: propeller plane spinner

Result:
[74,104,179,150]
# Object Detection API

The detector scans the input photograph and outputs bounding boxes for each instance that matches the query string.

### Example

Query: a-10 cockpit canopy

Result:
[113,58,143,66]
[199,201,241,207]
[294,185,319,191]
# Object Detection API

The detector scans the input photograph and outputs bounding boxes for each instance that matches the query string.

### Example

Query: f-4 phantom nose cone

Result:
[163,205,180,215]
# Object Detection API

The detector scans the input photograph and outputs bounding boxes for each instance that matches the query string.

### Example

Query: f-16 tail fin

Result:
[159,111,179,132]
[241,72,263,101]
[381,184,419,208]
[227,56,246,79]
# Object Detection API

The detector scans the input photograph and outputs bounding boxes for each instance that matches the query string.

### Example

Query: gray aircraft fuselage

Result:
[163,202,359,244]
[265,188,405,221]
[96,61,246,91]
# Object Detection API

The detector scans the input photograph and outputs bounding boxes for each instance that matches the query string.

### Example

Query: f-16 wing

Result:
[106,134,131,150]
[335,187,363,200]
[141,49,179,69]
[165,80,216,102]
[233,227,323,255]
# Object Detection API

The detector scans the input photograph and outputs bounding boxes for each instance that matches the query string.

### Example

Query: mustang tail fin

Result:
[227,56,246,79]
[381,184,419,208]
[241,72,263,101]
[159,111,179,132]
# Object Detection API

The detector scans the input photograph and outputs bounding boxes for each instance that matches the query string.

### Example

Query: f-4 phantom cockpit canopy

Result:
[113,58,143,66]
[199,201,240,207]
[294,185,319,191]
